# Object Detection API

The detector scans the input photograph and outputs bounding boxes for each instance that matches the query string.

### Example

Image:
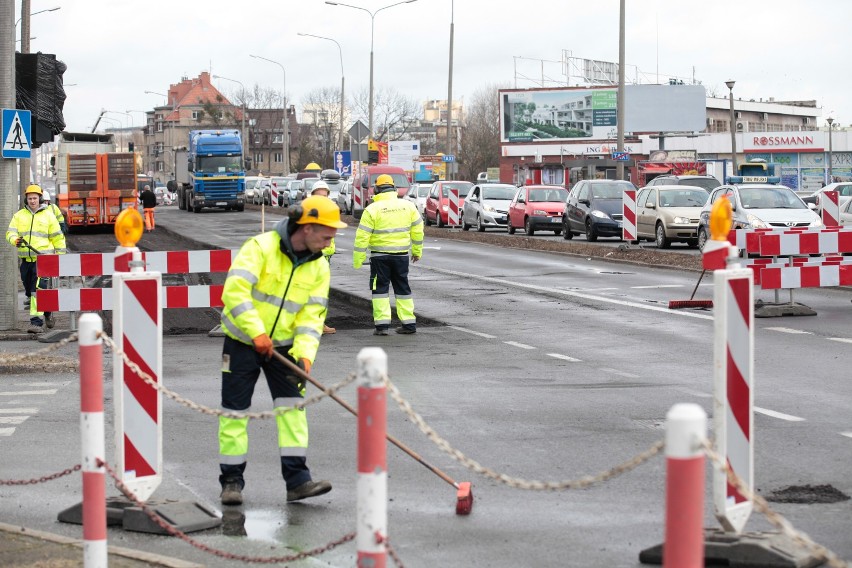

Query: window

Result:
[253,153,264,164]
[272,134,284,144]
[636,189,649,207]
[157,161,164,172]
[191,110,200,120]
[273,152,283,163]
[157,122,163,132]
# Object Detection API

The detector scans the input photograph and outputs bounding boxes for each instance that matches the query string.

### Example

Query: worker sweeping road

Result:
[217,195,347,506]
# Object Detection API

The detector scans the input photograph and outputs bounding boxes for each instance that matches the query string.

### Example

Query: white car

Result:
[406,182,431,217]
[804,182,852,214]
[840,197,852,227]
[244,176,264,203]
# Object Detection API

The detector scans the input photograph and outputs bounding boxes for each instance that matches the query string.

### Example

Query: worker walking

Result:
[42,191,67,235]
[217,195,346,506]
[139,185,157,231]
[5,184,66,333]
[353,174,423,335]
[305,181,337,335]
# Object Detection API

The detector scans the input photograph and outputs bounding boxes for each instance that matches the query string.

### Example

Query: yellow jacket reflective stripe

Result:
[353,191,423,267]
[220,231,330,363]
[5,206,66,260]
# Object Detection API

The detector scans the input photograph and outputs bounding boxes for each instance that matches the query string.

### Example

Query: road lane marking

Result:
[0,390,58,396]
[599,368,640,379]
[547,353,582,362]
[631,284,683,289]
[0,416,29,425]
[754,407,806,422]
[673,387,712,398]
[828,338,852,344]
[567,287,618,292]
[0,428,15,437]
[425,266,714,320]
[0,408,38,414]
[765,327,813,335]
[504,341,536,350]
[841,432,852,439]
[447,326,496,339]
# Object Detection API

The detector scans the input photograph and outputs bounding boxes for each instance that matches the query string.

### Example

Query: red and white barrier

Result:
[357,347,388,567]
[38,285,226,312]
[37,249,237,277]
[758,227,852,256]
[448,188,460,227]
[269,182,281,207]
[622,189,637,241]
[822,190,840,227]
[663,403,707,568]
[113,247,163,502]
[760,262,852,290]
[353,184,364,211]
[713,255,754,534]
[79,313,107,567]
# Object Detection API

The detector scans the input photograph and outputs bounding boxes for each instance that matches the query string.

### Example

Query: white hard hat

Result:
[42,190,52,201]
[309,180,330,194]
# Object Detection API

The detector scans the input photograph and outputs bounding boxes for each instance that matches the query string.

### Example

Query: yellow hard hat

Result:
[25,184,43,196]
[375,174,395,191]
[304,162,322,171]
[296,195,347,229]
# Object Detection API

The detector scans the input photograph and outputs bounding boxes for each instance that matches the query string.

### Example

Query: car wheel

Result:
[424,212,432,226]
[697,226,709,250]
[585,219,598,242]
[437,213,445,228]
[476,215,485,232]
[562,218,573,240]
[524,217,535,236]
[554,229,562,236]
[655,223,671,249]
[462,214,470,231]
[507,220,516,234]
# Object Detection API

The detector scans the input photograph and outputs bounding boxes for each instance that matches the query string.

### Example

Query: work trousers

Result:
[218,337,312,490]
[19,260,48,326]
[143,208,156,231]
[369,253,416,331]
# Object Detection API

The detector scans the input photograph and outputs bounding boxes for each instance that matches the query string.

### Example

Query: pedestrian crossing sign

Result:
[2,108,32,159]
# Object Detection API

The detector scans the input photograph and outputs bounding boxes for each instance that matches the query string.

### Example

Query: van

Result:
[355,165,412,218]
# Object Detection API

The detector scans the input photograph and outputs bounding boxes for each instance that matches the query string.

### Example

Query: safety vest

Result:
[353,191,424,266]
[47,203,66,232]
[220,229,330,363]
[5,205,66,261]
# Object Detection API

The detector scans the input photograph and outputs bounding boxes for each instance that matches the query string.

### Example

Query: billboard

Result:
[388,140,421,171]
[501,87,617,143]
[623,84,706,133]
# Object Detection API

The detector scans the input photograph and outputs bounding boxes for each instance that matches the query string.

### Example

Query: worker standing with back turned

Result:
[353,174,423,335]
[217,195,346,506]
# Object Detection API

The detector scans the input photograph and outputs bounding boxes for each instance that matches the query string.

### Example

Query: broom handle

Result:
[271,350,459,489]
[688,270,706,301]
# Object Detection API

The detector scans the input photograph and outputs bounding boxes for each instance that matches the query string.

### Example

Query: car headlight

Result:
[484,205,496,212]
[590,209,609,219]
[441,204,448,212]
[672,216,690,224]
[745,213,769,228]
[809,218,824,228]
[533,209,548,216]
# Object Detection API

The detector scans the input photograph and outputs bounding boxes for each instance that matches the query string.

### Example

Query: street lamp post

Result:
[104,111,132,151]
[248,55,289,175]
[325,0,418,142]
[446,0,454,175]
[826,117,835,183]
[211,75,248,168]
[298,33,345,152]
[725,80,738,175]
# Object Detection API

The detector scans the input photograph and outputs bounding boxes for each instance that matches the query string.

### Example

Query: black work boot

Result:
[373,327,389,336]
[395,326,416,334]
[220,482,243,506]
[287,479,332,502]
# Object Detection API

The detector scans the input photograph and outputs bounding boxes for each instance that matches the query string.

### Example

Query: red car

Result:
[507,185,569,236]
[424,181,474,227]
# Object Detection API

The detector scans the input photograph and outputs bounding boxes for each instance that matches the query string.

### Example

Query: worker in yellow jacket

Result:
[305,180,338,335]
[218,195,346,506]
[353,174,424,335]
[5,184,66,333]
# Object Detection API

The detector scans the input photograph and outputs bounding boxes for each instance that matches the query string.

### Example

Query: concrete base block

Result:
[207,324,224,337]
[639,528,827,567]
[754,301,817,318]
[38,329,77,343]
[58,497,221,535]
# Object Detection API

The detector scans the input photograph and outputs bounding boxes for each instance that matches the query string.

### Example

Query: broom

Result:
[668,270,713,309]
[272,351,474,515]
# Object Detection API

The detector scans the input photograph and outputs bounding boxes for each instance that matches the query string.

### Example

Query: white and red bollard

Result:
[622,189,637,242]
[448,187,460,227]
[821,190,840,227]
[663,403,707,568]
[79,313,107,567]
[357,347,388,568]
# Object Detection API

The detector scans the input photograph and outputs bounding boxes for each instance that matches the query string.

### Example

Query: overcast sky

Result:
[18,0,852,134]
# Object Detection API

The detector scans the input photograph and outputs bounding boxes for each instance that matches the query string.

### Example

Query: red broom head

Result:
[456,482,473,515]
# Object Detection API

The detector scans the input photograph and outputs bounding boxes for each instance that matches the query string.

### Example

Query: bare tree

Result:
[350,86,421,141]
[458,84,505,181]
[302,86,346,167]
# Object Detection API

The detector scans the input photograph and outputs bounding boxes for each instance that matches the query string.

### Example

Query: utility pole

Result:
[17,0,31,203]
[2,0,18,329]
[445,0,454,180]
[616,0,626,181]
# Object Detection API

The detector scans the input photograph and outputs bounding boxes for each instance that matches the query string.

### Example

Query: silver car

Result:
[462,183,517,231]
[406,183,431,218]
[635,185,708,248]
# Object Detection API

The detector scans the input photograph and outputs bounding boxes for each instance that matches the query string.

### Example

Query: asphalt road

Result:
[1,205,850,567]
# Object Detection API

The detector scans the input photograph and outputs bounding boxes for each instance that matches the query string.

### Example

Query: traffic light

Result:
[15,53,67,148]
[367,139,379,164]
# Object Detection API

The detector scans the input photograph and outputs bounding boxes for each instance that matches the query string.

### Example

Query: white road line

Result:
[754,407,806,422]
[0,390,58,396]
[568,287,618,292]
[0,428,15,437]
[13,382,65,387]
[504,341,536,350]
[547,353,582,362]
[841,432,852,440]
[0,416,29,425]
[673,387,712,398]
[447,325,496,339]
[828,337,852,344]
[425,266,714,320]
[631,284,684,289]
[0,408,38,414]
[599,367,640,379]
[765,327,814,335]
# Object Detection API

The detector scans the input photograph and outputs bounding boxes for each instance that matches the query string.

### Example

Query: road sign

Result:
[441,154,455,163]
[348,120,369,142]
[2,108,32,159]
[334,150,352,176]
[611,151,629,161]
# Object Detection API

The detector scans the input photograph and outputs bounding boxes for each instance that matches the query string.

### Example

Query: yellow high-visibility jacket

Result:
[353,191,424,268]
[220,229,330,364]
[6,205,66,261]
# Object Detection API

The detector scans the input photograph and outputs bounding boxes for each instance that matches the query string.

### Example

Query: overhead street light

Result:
[725,80,737,174]
[249,54,290,175]
[325,0,418,142]
[212,75,249,162]
[298,33,345,151]
[15,6,61,27]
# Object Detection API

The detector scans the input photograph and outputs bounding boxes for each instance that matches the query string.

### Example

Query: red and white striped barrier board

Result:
[448,188,460,227]
[822,190,840,227]
[758,228,852,257]
[622,190,637,241]
[743,256,847,286]
[37,285,226,312]
[269,182,280,207]
[79,313,107,566]
[353,184,364,211]
[37,249,237,277]
[713,266,754,534]
[357,348,388,567]
[760,262,852,290]
[702,240,733,271]
[728,228,810,255]
[113,255,163,502]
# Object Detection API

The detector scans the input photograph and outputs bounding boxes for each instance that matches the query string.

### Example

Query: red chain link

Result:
[0,464,81,485]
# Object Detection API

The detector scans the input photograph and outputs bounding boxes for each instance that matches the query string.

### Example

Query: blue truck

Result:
[175,129,246,212]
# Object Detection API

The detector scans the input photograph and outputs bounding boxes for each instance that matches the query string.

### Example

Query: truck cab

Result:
[177,130,246,212]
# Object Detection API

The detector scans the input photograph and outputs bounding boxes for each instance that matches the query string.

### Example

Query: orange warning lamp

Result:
[114,208,144,248]
[709,195,733,241]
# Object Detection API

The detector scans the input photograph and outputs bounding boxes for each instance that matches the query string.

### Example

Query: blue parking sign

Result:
[334,150,351,175]
[2,109,32,159]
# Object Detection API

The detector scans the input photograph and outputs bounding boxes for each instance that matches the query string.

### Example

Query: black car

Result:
[562,180,636,241]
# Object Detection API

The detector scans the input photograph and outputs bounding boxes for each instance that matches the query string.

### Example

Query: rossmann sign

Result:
[744,133,823,153]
